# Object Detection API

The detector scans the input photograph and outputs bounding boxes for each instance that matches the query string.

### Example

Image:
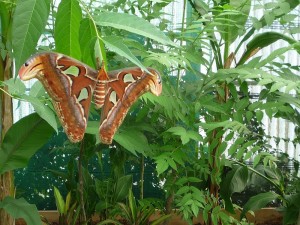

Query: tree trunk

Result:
[0,54,14,225]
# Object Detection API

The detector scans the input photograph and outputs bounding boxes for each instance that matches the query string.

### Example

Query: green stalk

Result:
[140,155,144,200]
[176,0,187,89]
[78,140,87,224]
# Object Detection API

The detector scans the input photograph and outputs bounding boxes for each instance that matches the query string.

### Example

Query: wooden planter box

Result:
[15,208,283,225]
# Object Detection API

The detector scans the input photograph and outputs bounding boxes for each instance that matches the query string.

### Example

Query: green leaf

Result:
[270,82,286,92]
[53,186,65,214]
[114,128,150,155]
[167,158,177,170]
[115,175,132,202]
[65,192,71,214]
[102,36,147,71]
[216,0,251,44]
[3,78,26,95]
[155,158,169,175]
[55,0,82,59]
[255,45,295,68]
[198,120,250,134]
[128,189,137,222]
[29,81,46,97]
[94,12,176,47]
[235,98,249,111]
[241,192,280,219]
[220,166,248,213]
[238,32,297,65]
[167,126,186,135]
[22,95,58,132]
[0,196,42,225]
[0,113,54,174]
[0,2,9,38]
[12,0,50,71]
[79,18,99,68]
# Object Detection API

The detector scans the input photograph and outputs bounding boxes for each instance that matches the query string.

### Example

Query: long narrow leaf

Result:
[79,18,103,68]
[128,189,137,222]
[12,0,50,71]
[102,36,147,71]
[115,175,132,202]
[53,186,65,214]
[238,32,297,65]
[55,0,82,59]
[94,12,176,47]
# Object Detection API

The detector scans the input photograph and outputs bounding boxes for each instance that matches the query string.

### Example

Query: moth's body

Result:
[19,52,162,144]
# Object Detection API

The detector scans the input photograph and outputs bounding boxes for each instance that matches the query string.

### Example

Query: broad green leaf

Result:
[114,128,150,155]
[0,113,54,174]
[53,186,65,214]
[241,192,280,219]
[79,18,99,68]
[3,78,26,95]
[29,80,46,97]
[12,0,50,71]
[22,95,58,132]
[155,158,169,175]
[0,196,42,225]
[102,36,147,71]
[94,12,176,47]
[238,32,297,65]
[115,175,132,202]
[220,166,248,213]
[55,0,82,59]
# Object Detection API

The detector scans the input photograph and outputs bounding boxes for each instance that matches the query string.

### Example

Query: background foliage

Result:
[1,0,300,225]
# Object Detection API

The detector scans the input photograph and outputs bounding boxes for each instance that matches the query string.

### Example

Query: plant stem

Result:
[0,53,14,225]
[176,0,187,89]
[140,155,144,200]
[79,139,87,224]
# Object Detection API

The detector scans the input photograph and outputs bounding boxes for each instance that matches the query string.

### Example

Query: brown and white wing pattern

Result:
[19,52,162,145]
[98,67,162,144]
[19,52,99,142]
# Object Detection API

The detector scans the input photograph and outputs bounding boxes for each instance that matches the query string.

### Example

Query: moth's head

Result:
[147,68,162,96]
[19,54,44,81]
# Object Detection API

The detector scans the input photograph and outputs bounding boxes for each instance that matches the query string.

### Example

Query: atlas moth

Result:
[18,52,162,144]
